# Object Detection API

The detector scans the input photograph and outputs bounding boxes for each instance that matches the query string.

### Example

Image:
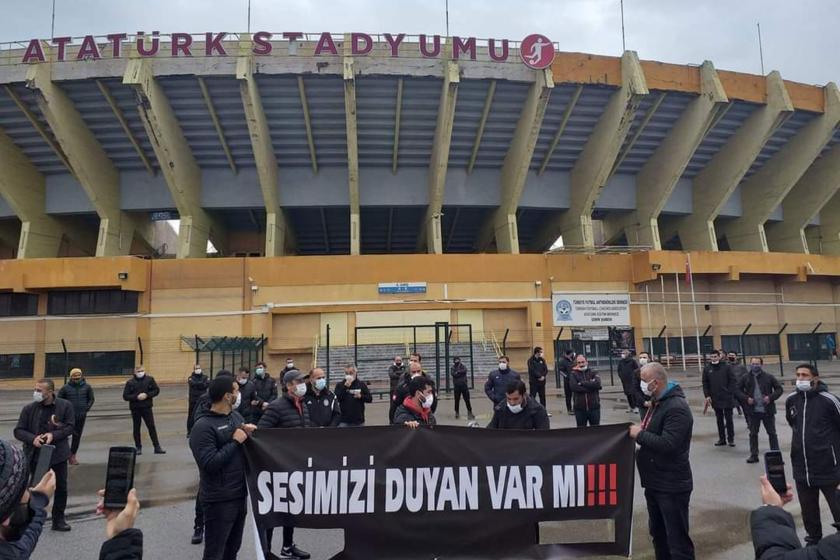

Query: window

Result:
[787,333,836,361]
[0,354,35,379]
[0,293,37,317]
[644,336,713,356]
[721,334,780,357]
[45,351,135,378]
[47,290,138,315]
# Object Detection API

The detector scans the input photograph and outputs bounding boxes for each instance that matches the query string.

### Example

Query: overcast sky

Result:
[1,0,838,86]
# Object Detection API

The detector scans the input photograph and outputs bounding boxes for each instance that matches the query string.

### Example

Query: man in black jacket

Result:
[235,367,258,423]
[484,356,520,406]
[488,380,550,430]
[335,365,372,427]
[569,354,602,427]
[736,357,783,463]
[785,363,840,546]
[393,376,437,428]
[190,375,255,560]
[14,378,75,532]
[388,356,406,396]
[391,362,438,422]
[728,350,748,419]
[702,350,736,447]
[558,349,575,415]
[617,350,639,414]
[257,370,312,560]
[751,474,840,559]
[304,367,340,427]
[57,367,95,465]
[251,362,277,424]
[630,362,695,560]
[122,366,165,455]
[187,364,209,437]
[630,352,653,421]
[451,357,474,420]
[527,347,550,415]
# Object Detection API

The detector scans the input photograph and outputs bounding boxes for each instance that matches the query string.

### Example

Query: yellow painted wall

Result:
[320,313,349,346]
[355,310,451,344]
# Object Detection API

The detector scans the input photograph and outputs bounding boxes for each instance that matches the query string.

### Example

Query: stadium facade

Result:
[0,32,839,384]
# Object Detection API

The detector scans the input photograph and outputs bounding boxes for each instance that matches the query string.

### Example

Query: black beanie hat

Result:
[0,440,29,522]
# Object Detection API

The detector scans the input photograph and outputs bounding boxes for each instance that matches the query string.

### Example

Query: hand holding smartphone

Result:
[764,450,788,495]
[104,447,137,510]
[31,444,54,486]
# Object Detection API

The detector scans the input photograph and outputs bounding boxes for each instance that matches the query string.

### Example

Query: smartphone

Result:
[764,450,788,495]
[31,444,54,486]
[104,446,137,510]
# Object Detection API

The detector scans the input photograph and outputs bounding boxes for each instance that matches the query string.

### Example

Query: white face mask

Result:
[796,380,812,392]
[422,393,434,410]
[640,380,653,396]
[255,367,265,377]
[345,374,355,383]
[287,362,294,369]
[238,378,248,385]
[135,371,146,379]
[194,369,202,375]
[32,391,44,403]
[293,383,307,398]
[314,378,327,391]
[507,402,523,414]
[711,358,720,365]
[639,357,649,366]
[233,391,242,409]
[498,363,508,371]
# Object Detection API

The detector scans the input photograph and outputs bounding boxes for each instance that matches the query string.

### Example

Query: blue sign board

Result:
[378,282,427,294]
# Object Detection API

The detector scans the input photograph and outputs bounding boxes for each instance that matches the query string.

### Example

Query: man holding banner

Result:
[488,380,550,430]
[393,376,437,427]
[630,362,695,560]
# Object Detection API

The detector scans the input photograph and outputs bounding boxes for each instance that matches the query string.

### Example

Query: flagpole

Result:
[675,272,687,371]
[687,253,702,372]
[660,275,669,366]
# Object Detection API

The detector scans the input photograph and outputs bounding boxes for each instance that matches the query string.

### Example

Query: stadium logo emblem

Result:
[555,299,573,321]
[520,34,555,69]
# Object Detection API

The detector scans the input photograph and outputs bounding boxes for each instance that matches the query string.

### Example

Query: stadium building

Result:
[1,32,840,385]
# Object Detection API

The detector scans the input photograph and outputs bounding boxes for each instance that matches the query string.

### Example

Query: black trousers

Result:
[563,375,572,412]
[194,492,203,531]
[623,391,635,408]
[262,526,295,553]
[645,489,695,559]
[574,408,600,427]
[203,498,246,560]
[454,384,472,415]
[51,460,68,522]
[796,481,840,545]
[187,399,199,435]
[70,414,87,455]
[713,407,734,443]
[131,407,161,449]
[747,412,779,457]
[530,382,546,407]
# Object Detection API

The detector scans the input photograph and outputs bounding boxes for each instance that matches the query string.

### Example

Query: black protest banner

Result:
[244,423,635,559]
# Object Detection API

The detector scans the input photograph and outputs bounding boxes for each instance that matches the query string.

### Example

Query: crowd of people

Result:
[3,346,840,559]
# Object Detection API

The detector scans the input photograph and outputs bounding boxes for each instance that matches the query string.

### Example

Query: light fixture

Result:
[118,272,129,280]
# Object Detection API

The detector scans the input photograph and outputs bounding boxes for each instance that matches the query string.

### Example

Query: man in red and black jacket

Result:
[569,354,602,427]
[393,376,437,428]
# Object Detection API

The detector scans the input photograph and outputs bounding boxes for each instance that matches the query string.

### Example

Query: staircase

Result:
[315,342,501,396]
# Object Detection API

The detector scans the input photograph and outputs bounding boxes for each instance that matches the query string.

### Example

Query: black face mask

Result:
[2,502,34,541]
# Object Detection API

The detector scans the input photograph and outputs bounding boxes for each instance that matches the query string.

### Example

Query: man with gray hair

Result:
[629,362,695,560]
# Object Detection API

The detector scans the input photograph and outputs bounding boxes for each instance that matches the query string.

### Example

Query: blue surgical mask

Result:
[314,378,327,391]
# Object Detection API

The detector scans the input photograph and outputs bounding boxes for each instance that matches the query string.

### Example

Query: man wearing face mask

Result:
[728,351,748,419]
[631,352,653,421]
[393,376,437,428]
[451,357,474,420]
[335,365,372,428]
[559,349,576,416]
[234,367,258,423]
[251,362,278,424]
[527,347,550,415]
[484,356,520,406]
[281,358,296,376]
[630,363,695,559]
[617,350,640,414]
[784,364,840,546]
[257,370,312,559]
[186,364,209,438]
[702,350,737,447]
[304,368,341,427]
[0,439,56,558]
[13,378,74,532]
[388,356,406,396]
[736,357,782,464]
[569,354,602,427]
[488,380,549,430]
[57,367,95,465]
[391,361,438,422]
[123,366,165,456]
[190,375,256,560]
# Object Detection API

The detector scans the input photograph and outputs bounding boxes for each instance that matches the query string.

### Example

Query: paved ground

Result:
[3,364,840,559]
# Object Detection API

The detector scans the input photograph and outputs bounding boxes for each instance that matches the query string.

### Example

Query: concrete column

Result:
[604,61,727,249]
[534,51,648,250]
[419,57,459,253]
[675,71,794,251]
[815,190,840,255]
[343,36,360,255]
[124,58,225,258]
[720,82,840,251]
[476,67,554,253]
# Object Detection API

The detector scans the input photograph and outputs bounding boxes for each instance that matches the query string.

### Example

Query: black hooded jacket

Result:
[57,380,95,418]
[487,396,550,430]
[189,409,247,504]
[785,382,840,486]
[751,505,840,559]
[702,361,736,409]
[636,383,693,494]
